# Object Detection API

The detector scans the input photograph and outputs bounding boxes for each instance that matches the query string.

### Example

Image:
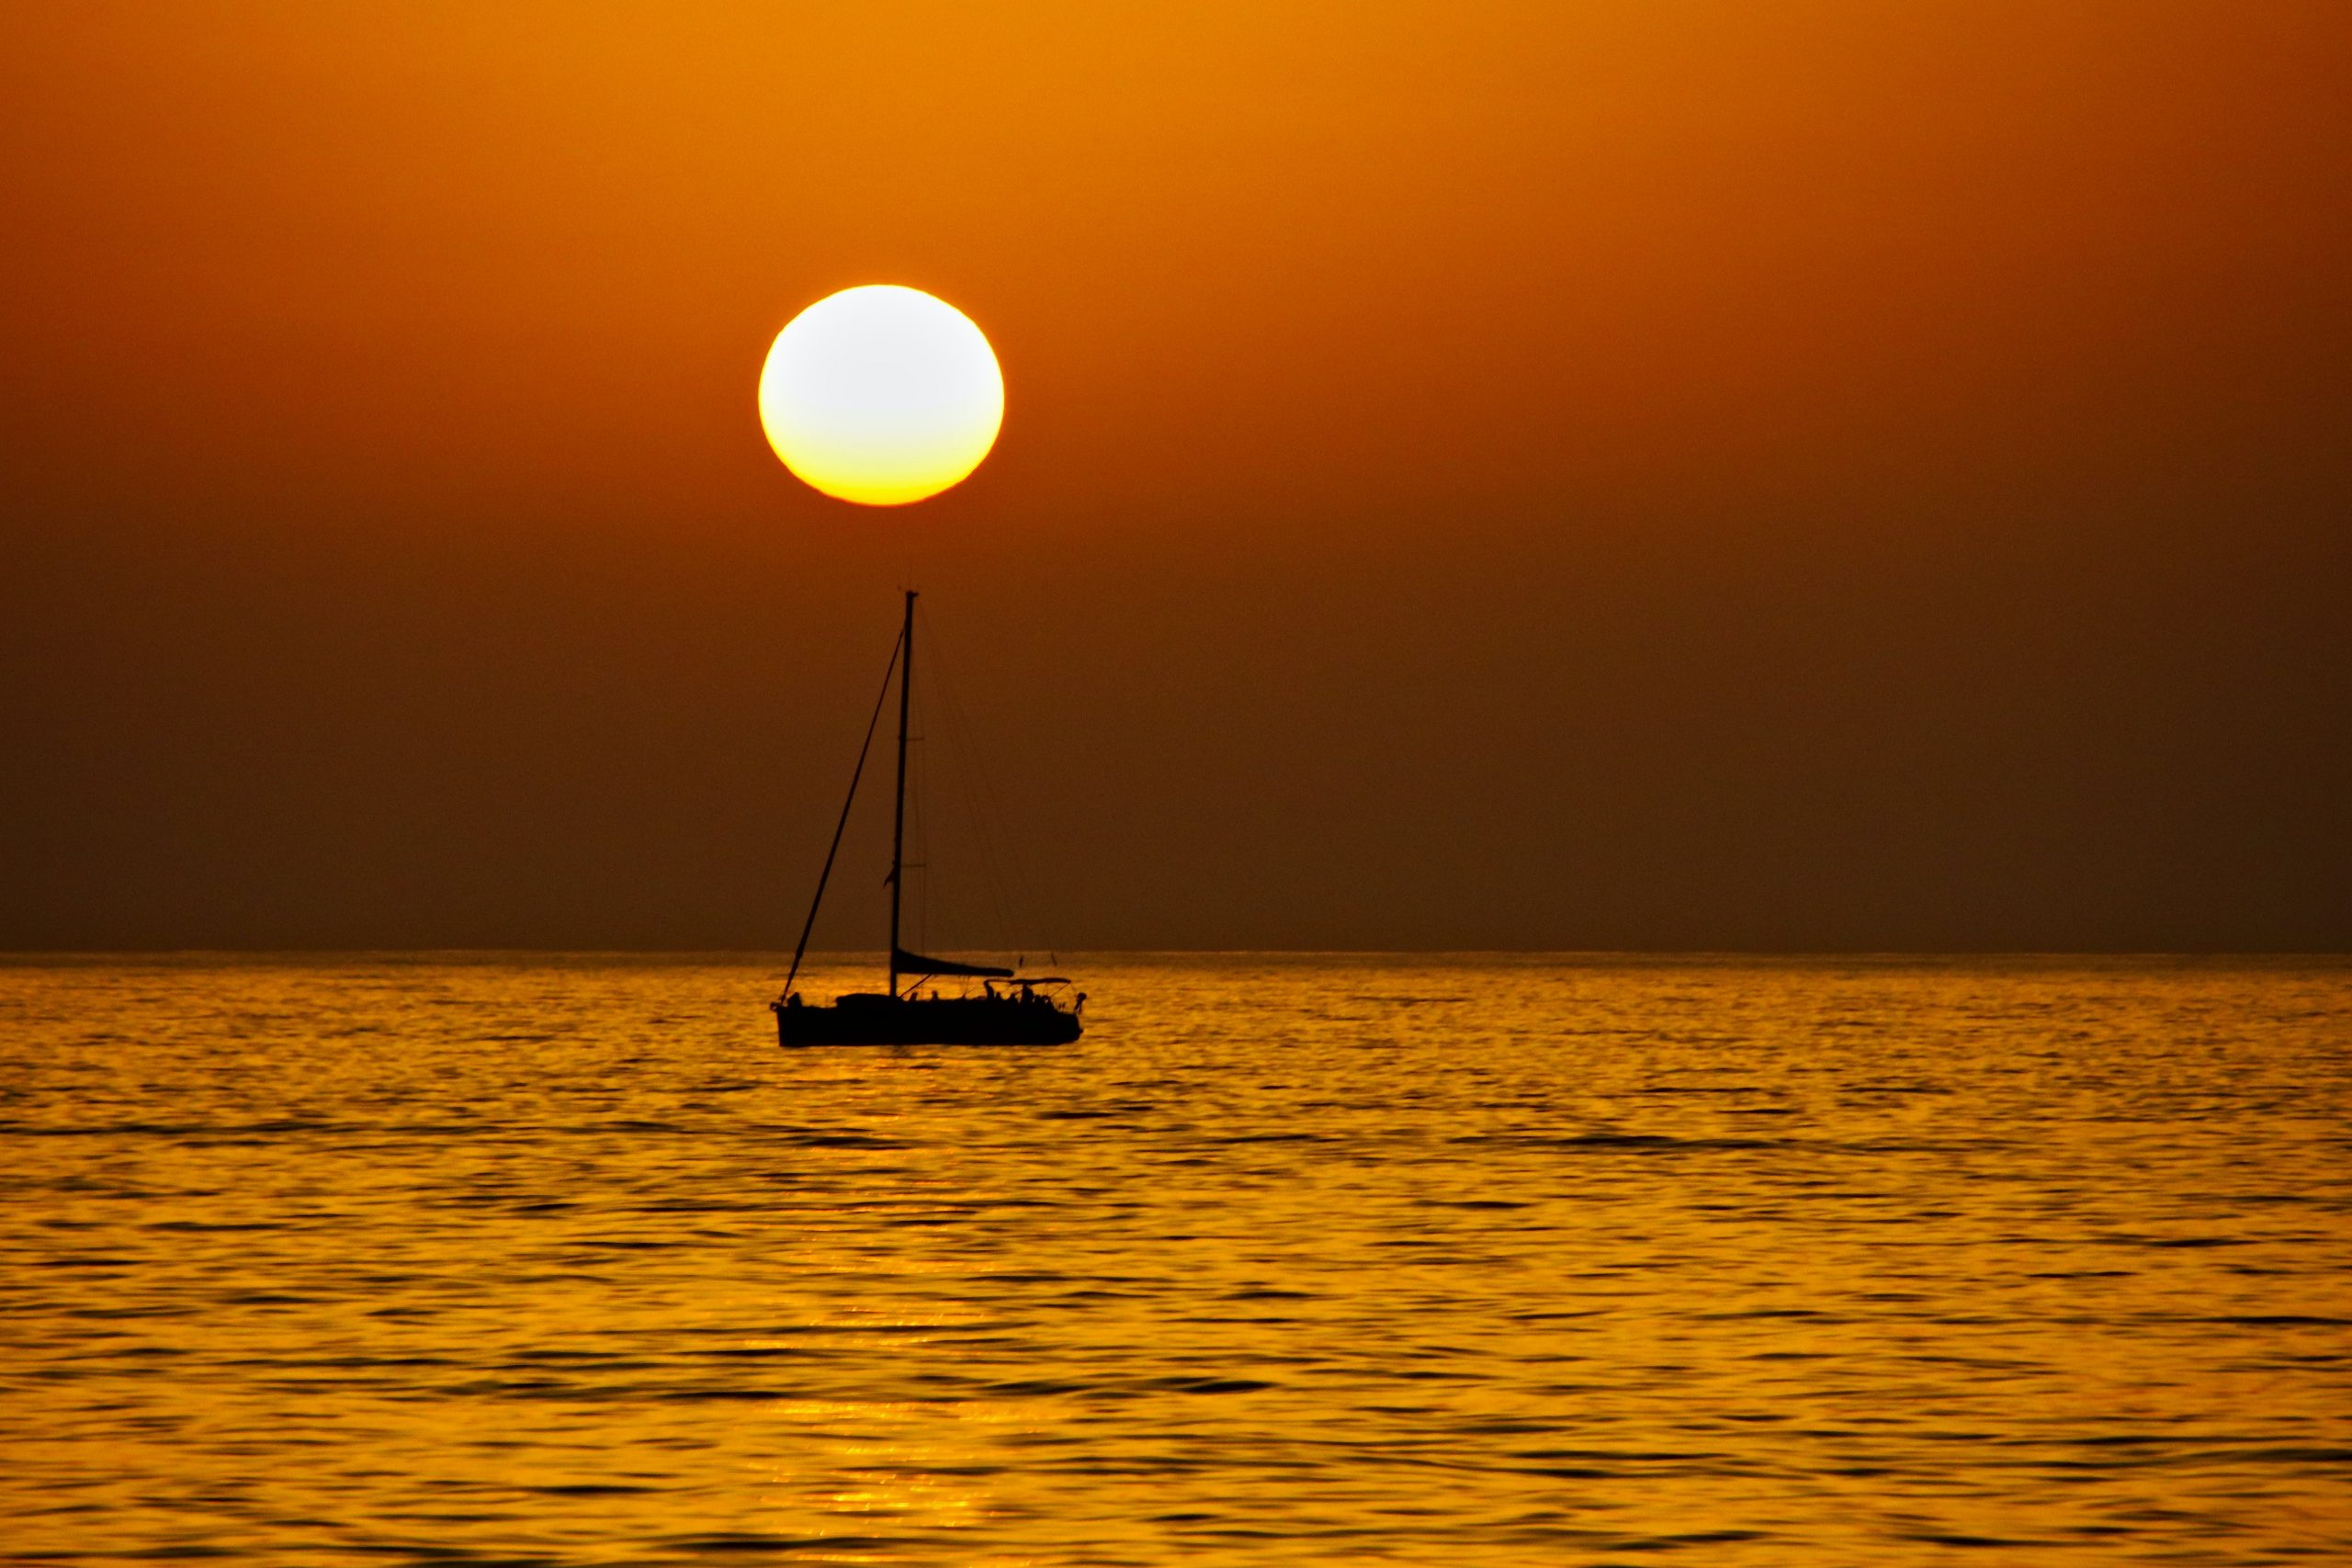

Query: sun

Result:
[757,285,1004,507]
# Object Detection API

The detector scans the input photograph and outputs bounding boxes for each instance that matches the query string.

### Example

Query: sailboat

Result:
[771,591,1084,1047]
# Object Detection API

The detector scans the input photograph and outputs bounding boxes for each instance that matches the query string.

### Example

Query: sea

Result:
[2,953,2347,1567]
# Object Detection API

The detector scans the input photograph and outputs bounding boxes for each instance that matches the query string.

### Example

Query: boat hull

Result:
[773,996,1082,1047]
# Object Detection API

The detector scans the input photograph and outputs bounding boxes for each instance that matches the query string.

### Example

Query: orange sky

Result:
[5,3,2348,949]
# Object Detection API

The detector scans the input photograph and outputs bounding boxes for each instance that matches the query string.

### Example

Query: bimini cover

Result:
[892,948,1015,978]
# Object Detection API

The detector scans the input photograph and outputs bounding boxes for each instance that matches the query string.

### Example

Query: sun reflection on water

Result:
[0,954,2346,1564]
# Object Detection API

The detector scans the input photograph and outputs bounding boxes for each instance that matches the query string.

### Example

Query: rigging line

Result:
[922,608,1026,962]
[933,616,1049,963]
[948,666,1019,959]
[779,626,902,1002]
[920,616,988,951]
[909,671,929,956]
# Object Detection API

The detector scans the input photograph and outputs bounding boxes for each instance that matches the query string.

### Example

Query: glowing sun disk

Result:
[757,286,1004,506]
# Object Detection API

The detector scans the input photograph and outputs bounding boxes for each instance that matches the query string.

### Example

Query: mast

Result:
[888,589,916,998]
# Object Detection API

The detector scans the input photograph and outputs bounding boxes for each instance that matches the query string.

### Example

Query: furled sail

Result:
[892,948,1015,979]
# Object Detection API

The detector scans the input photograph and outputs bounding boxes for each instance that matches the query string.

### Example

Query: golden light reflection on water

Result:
[0,955,2346,1565]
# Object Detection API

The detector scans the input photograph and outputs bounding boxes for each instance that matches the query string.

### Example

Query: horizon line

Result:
[3,947,2347,963]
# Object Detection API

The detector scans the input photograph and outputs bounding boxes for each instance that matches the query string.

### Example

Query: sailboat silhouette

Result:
[772,591,1083,1046]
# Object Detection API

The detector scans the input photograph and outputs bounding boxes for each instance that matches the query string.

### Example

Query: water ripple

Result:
[0,953,2346,1565]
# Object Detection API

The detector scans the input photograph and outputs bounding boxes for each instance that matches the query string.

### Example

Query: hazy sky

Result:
[6,2,2347,951]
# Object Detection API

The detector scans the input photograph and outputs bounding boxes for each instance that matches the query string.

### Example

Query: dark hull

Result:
[774,997,1081,1047]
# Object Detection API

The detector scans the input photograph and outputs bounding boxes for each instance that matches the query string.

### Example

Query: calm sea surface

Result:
[2,954,2348,1566]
